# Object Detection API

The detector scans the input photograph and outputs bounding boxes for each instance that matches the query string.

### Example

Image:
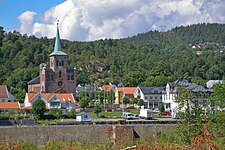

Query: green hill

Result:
[0,23,225,101]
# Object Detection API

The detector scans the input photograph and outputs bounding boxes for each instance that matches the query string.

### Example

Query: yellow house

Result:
[114,87,136,104]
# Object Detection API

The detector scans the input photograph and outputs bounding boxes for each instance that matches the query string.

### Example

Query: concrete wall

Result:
[0,125,175,145]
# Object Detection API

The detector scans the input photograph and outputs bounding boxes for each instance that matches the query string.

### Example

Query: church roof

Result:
[0,85,8,98]
[28,76,40,85]
[49,25,67,56]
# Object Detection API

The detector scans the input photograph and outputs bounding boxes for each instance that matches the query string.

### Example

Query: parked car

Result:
[132,114,139,120]
[121,112,134,120]
[159,111,171,117]
[153,108,160,114]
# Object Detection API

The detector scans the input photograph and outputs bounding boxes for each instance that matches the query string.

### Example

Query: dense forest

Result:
[1,23,225,101]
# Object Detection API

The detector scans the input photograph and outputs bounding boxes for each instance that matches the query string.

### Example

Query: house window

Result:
[150,96,152,99]
[56,60,59,66]
[154,90,158,93]
[155,96,157,99]
[62,61,64,67]
[2,99,5,102]
[145,96,147,100]
[51,102,60,108]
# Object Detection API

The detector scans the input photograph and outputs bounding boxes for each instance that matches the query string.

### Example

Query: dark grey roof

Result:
[139,86,164,94]
[171,78,212,93]
[28,76,40,85]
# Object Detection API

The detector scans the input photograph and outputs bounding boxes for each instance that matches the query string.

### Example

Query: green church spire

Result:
[49,21,67,56]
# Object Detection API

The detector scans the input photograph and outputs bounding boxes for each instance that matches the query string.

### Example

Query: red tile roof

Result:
[27,93,75,103]
[117,87,136,95]
[0,102,20,109]
[0,85,8,98]
[101,85,114,91]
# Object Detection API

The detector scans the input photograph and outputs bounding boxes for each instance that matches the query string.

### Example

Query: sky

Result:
[1,0,225,41]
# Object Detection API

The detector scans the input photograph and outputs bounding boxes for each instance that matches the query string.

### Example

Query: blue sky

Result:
[1,0,225,41]
[0,0,64,29]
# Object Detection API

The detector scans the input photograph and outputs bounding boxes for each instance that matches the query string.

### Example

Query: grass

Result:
[89,108,140,118]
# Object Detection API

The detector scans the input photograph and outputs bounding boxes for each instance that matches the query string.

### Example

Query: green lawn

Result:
[89,108,140,118]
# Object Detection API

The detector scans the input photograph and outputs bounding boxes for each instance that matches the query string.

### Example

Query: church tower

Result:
[38,22,76,94]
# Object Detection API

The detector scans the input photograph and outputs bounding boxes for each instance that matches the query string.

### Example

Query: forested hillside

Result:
[1,23,225,101]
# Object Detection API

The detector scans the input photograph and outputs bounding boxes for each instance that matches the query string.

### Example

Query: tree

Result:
[123,96,130,106]
[93,105,102,117]
[48,108,63,119]
[137,99,144,107]
[158,102,165,112]
[175,87,207,145]
[209,83,225,139]
[32,99,46,120]
[79,98,89,111]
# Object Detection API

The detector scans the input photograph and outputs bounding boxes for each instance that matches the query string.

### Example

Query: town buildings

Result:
[162,78,212,118]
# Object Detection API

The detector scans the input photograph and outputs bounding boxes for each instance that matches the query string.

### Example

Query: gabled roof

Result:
[117,87,136,95]
[138,86,164,94]
[101,85,114,91]
[26,93,75,103]
[28,76,40,85]
[0,85,8,98]
[0,102,20,109]
[169,78,212,93]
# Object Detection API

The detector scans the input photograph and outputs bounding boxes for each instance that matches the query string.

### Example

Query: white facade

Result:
[24,93,75,110]
[162,79,212,118]
[134,86,163,109]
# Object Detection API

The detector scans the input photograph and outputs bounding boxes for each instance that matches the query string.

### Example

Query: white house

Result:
[23,93,76,110]
[162,78,212,118]
[0,85,16,102]
[134,86,164,109]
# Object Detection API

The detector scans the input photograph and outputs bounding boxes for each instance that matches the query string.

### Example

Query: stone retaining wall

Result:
[0,124,175,145]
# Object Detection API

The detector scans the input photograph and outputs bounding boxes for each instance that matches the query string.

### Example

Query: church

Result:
[28,24,76,94]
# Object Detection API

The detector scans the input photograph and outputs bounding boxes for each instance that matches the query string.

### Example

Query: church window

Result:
[71,75,74,80]
[59,70,62,78]
[67,74,70,80]
[51,74,54,80]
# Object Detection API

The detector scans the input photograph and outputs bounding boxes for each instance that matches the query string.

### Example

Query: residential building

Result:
[162,78,212,118]
[134,86,164,109]
[28,24,76,94]
[100,85,116,92]
[23,92,76,110]
[0,85,16,102]
[114,87,136,104]
[0,102,20,113]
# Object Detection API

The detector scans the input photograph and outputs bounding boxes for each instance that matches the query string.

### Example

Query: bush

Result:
[48,109,63,119]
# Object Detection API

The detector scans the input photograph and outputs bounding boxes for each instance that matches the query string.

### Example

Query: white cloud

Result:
[17,0,225,41]
[17,11,37,34]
